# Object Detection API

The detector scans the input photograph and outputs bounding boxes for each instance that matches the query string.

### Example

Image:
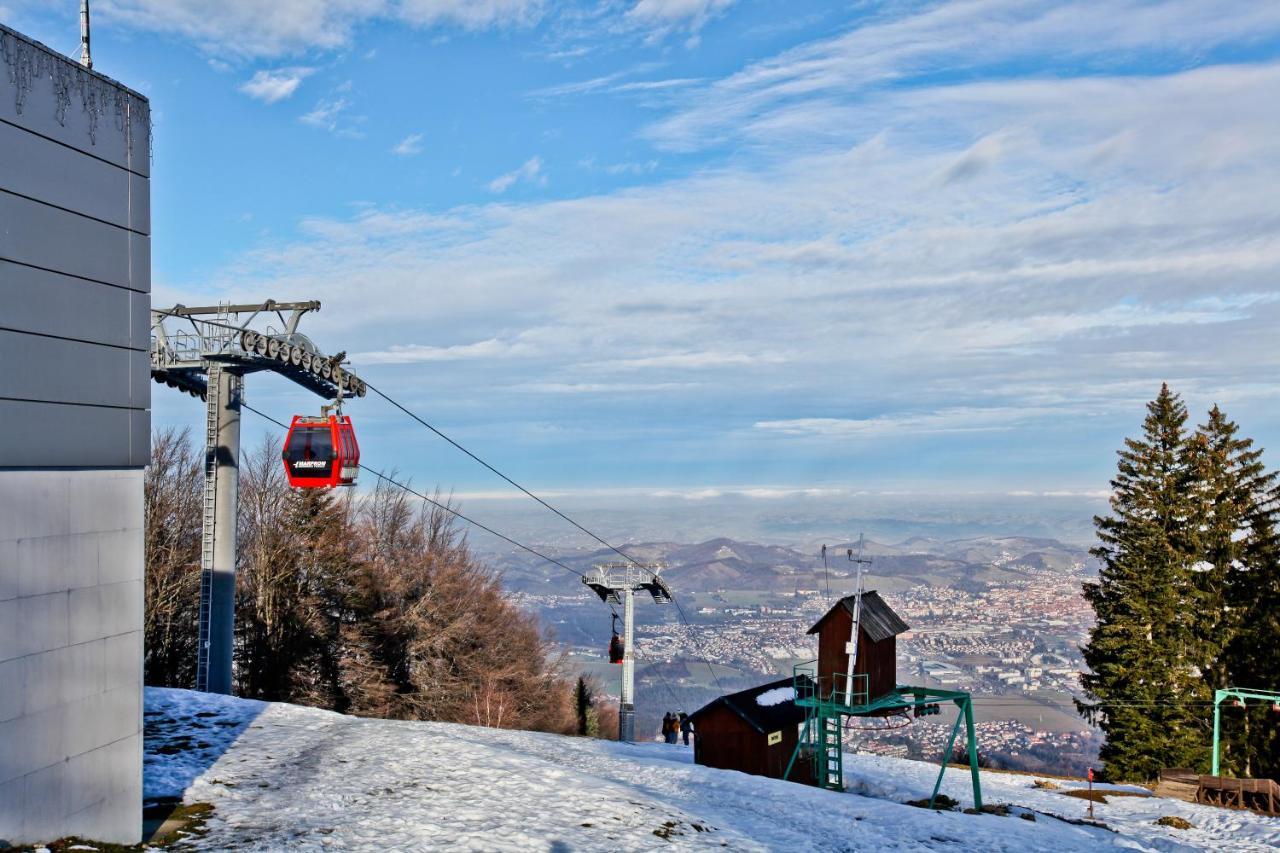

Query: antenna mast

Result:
[79,0,92,69]
[844,533,873,702]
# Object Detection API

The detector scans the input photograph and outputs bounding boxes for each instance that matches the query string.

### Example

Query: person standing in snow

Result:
[679,712,692,746]
[663,712,678,744]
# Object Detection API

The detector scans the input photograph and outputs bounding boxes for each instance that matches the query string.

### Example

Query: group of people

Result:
[661,711,692,745]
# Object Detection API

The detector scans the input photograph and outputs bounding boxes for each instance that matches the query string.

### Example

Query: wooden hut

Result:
[807,591,909,705]
[688,677,816,786]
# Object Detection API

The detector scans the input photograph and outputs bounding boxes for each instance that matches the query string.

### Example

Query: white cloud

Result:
[625,0,737,40]
[238,67,314,103]
[172,10,1280,491]
[354,338,529,364]
[646,0,1280,150]
[397,0,544,29]
[94,0,543,58]
[487,156,544,193]
[754,408,1046,439]
[300,93,364,136]
[392,132,425,155]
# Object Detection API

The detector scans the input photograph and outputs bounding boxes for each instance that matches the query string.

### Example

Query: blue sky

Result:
[8,1,1280,520]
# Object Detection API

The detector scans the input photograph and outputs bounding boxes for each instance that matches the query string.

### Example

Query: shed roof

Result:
[806,590,909,642]
[688,676,810,735]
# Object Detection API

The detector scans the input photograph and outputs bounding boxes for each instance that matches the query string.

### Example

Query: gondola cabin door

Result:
[282,414,360,488]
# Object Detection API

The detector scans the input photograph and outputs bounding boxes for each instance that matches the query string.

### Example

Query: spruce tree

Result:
[1188,406,1280,777]
[1080,384,1198,781]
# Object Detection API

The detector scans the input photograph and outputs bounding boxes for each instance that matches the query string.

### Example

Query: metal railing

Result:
[793,660,869,709]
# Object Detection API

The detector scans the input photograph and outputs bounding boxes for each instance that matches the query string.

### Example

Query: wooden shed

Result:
[689,677,816,786]
[808,591,909,705]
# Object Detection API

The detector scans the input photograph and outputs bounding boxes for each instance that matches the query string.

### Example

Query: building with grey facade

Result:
[0,22,150,845]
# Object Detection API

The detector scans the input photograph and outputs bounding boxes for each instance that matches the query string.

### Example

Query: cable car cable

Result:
[361,380,644,567]
[360,380,727,692]
[241,402,589,582]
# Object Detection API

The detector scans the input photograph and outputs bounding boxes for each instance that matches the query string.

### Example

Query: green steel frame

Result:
[784,662,983,810]
[1211,687,1280,776]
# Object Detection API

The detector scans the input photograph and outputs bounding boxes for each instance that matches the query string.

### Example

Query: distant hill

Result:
[495,535,1093,594]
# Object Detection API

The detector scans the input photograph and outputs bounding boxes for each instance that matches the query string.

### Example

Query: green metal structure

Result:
[1211,687,1280,776]
[784,662,983,810]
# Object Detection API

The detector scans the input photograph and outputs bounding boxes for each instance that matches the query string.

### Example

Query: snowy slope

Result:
[144,688,1280,852]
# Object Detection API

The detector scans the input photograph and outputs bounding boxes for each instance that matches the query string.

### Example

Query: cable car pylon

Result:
[582,562,672,741]
[150,301,367,695]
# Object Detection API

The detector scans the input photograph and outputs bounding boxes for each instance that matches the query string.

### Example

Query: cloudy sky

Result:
[8,1,1280,518]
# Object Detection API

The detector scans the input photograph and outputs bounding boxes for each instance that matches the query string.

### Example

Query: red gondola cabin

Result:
[282,414,360,488]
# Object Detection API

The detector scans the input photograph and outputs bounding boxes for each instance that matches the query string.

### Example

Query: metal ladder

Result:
[818,713,844,790]
[194,365,220,692]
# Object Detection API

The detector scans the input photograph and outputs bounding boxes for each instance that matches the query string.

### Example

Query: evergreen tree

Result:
[575,676,599,737]
[1188,406,1280,777]
[1080,384,1199,781]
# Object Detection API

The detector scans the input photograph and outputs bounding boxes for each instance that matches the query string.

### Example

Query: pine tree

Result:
[575,676,599,737]
[1188,406,1280,777]
[1080,384,1199,781]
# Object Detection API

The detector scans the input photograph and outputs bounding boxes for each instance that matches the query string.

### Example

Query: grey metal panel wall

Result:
[0,24,150,847]
[0,469,144,845]
[0,23,150,471]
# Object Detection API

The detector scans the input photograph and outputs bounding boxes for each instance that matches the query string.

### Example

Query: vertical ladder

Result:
[194,364,220,692]
[818,713,844,790]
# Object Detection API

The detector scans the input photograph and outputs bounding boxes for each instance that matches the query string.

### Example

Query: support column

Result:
[964,698,982,810]
[1212,689,1223,776]
[619,586,636,742]
[196,364,242,695]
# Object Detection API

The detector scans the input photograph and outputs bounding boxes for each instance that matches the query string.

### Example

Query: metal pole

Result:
[845,563,863,702]
[619,586,636,741]
[929,708,964,809]
[196,366,241,695]
[1212,689,1223,775]
[79,0,92,69]
[964,697,982,810]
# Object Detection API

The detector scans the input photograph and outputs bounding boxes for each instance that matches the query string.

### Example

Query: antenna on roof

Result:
[843,533,873,702]
[79,0,93,69]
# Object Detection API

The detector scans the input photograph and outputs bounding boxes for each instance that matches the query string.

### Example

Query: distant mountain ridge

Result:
[498,534,1093,594]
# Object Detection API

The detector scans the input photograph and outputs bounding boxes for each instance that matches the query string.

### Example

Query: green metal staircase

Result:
[785,662,984,810]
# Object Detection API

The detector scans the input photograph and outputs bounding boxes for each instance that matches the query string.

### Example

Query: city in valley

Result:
[500,534,1102,776]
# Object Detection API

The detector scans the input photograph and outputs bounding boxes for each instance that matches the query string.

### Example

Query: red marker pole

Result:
[1087,767,1094,820]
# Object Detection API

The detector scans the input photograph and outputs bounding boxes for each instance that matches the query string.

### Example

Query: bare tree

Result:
[143,428,202,687]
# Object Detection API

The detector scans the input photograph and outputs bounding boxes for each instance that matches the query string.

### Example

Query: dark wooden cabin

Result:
[808,591,909,705]
[689,677,816,786]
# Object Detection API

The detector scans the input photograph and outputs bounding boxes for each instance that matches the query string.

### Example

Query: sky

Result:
[6,1,1280,538]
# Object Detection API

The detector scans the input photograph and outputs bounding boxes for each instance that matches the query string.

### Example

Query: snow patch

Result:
[756,687,795,707]
[142,688,1280,852]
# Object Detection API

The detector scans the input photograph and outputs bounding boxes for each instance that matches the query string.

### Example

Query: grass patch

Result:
[905,794,959,811]
[1155,815,1194,830]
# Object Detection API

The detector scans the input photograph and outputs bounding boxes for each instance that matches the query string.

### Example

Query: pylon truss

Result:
[582,561,673,605]
[150,300,367,401]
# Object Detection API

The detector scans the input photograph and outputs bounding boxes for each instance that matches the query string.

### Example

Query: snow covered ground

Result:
[144,688,1280,851]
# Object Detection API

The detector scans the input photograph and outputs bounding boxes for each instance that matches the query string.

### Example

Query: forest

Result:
[142,427,610,736]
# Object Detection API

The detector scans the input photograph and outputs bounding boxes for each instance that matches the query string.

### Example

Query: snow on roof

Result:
[756,687,795,707]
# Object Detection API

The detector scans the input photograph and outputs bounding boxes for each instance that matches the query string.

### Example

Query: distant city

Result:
[497,533,1102,776]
